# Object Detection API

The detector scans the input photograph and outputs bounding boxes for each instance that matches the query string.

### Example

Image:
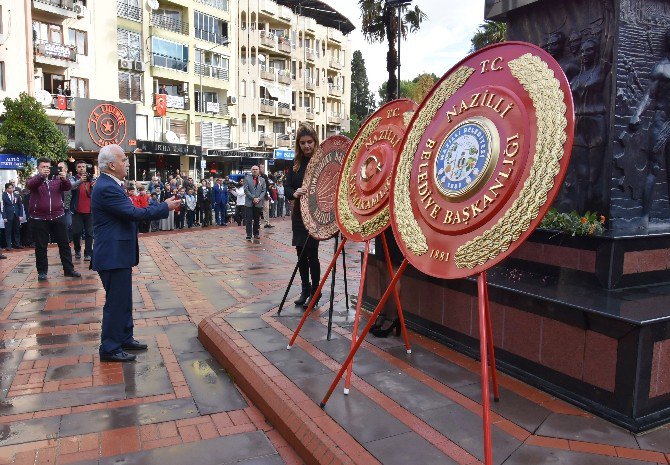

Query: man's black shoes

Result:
[64,270,81,278]
[38,273,48,281]
[74,252,81,259]
[100,351,136,362]
[122,339,148,350]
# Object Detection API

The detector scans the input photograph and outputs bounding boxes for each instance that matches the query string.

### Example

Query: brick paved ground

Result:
[2,221,670,464]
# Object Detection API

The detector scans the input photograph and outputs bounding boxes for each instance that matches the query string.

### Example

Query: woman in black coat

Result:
[284,123,321,308]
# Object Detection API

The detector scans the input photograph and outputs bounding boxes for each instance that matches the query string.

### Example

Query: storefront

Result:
[135,140,202,181]
[0,154,28,186]
[270,148,295,179]
[205,149,272,179]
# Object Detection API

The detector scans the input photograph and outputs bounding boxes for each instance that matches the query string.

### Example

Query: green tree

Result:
[0,93,68,181]
[378,72,437,103]
[359,0,427,102]
[470,20,507,52]
[378,79,413,103]
[350,50,375,120]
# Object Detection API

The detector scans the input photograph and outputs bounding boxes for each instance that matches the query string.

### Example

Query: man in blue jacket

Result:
[212,177,228,226]
[2,183,24,249]
[92,145,180,362]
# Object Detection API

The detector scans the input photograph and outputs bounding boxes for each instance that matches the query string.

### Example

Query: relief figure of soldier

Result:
[628,28,670,226]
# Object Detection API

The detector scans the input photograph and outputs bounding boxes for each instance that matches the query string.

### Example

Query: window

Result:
[136,115,148,140]
[273,121,285,134]
[194,11,228,45]
[70,77,88,98]
[0,62,4,91]
[251,80,256,98]
[117,28,141,60]
[241,80,247,97]
[195,49,229,80]
[33,21,62,44]
[151,37,188,72]
[200,121,231,148]
[118,72,143,102]
[251,115,256,133]
[194,91,219,112]
[69,29,88,56]
[241,114,247,132]
[195,0,228,11]
[154,116,163,141]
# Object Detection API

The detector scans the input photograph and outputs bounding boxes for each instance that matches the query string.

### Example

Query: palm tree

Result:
[470,20,507,52]
[358,0,427,102]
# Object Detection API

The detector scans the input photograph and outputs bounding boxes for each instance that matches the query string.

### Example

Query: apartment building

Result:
[236,0,353,161]
[116,0,235,176]
[0,0,352,180]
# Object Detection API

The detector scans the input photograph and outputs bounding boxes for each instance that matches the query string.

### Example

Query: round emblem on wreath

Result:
[88,103,128,148]
[434,117,499,201]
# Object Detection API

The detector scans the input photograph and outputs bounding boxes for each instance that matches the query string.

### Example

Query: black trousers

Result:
[245,206,261,237]
[32,216,74,274]
[4,215,20,248]
[296,245,320,287]
[98,267,133,355]
[235,205,244,225]
[200,202,212,226]
[72,212,93,256]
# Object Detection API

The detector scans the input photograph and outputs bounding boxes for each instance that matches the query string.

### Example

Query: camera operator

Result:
[26,158,80,281]
[70,160,96,261]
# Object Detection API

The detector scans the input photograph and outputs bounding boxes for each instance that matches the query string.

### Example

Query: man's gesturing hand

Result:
[165,196,181,211]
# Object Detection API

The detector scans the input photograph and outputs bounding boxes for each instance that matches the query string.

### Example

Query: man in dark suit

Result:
[212,178,228,226]
[243,165,266,240]
[197,179,212,227]
[92,145,180,362]
[2,183,23,249]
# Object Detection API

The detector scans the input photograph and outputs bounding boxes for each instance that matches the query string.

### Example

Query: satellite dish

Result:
[258,55,266,63]
[147,0,159,10]
[35,90,53,106]
[164,131,179,144]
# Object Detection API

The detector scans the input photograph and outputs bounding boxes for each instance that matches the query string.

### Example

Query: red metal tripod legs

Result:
[380,234,411,354]
[320,260,408,407]
[478,271,501,465]
[286,237,347,350]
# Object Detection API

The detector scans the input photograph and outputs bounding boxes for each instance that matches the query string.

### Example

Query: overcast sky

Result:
[333,0,486,100]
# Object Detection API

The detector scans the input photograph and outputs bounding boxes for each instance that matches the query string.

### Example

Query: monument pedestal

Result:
[363,234,670,432]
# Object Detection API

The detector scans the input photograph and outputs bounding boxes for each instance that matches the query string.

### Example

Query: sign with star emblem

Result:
[335,99,418,242]
[390,42,575,279]
[75,98,137,151]
[301,135,351,241]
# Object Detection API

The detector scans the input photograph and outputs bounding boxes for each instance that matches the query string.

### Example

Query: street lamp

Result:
[385,0,412,100]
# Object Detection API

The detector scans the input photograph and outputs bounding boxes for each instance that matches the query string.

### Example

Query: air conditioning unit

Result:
[230,117,238,126]
[133,60,145,72]
[227,96,237,105]
[228,141,238,149]
[73,2,86,18]
[118,59,131,70]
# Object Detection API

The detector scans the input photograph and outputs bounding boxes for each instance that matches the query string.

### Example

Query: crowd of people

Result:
[0,162,292,261]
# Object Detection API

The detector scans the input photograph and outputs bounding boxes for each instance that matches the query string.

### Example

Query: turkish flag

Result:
[57,95,67,110]
[155,94,167,116]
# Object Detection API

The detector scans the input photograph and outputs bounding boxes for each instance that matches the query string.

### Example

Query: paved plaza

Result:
[1,221,670,464]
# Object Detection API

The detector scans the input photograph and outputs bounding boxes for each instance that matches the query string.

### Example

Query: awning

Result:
[265,83,291,105]
[136,140,202,157]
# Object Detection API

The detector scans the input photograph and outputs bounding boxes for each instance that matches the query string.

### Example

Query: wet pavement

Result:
[0,223,302,465]
[1,221,670,464]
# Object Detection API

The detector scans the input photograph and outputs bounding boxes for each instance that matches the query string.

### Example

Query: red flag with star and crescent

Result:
[155,94,167,116]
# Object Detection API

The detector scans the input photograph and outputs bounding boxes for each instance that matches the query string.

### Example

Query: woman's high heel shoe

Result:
[370,318,400,338]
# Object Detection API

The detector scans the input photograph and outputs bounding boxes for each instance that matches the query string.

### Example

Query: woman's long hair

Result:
[293,123,319,172]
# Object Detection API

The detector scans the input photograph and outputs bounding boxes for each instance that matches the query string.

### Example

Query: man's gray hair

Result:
[98,145,122,171]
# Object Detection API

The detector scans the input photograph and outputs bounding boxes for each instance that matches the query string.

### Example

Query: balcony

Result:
[195,0,228,11]
[151,13,189,35]
[260,98,275,115]
[195,63,229,80]
[329,57,342,69]
[277,69,291,85]
[328,113,343,125]
[277,135,291,147]
[260,65,275,82]
[305,107,314,120]
[328,84,343,97]
[277,38,291,54]
[195,29,228,45]
[305,78,315,91]
[259,132,274,147]
[151,54,188,72]
[33,0,78,19]
[305,49,316,62]
[277,102,291,117]
[117,1,142,21]
[34,40,77,67]
[260,31,276,49]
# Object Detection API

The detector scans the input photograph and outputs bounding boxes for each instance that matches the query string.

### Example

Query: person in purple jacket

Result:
[26,158,80,281]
